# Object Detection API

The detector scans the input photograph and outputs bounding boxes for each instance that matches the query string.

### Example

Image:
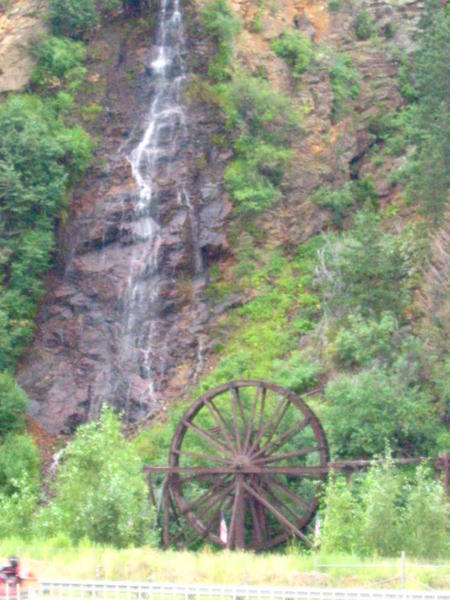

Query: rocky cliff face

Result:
[0,0,46,93]
[17,0,427,433]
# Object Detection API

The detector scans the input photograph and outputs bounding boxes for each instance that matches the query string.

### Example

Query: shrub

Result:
[0,372,29,437]
[358,456,404,556]
[331,312,397,368]
[200,0,241,81]
[320,475,358,553]
[311,182,355,227]
[216,75,299,214]
[0,434,41,538]
[315,211,408,318]
[403,465,449,558]
[324,368,439,458]
[329,53,360,122]
[328,0,343,12]
[43,408,156,547]
[271,31,313,78]
[355,10,375,40]
[31,36,87,90]
[49,0,99,38]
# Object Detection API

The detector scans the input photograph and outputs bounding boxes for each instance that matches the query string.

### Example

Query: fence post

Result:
[401,551,406,592]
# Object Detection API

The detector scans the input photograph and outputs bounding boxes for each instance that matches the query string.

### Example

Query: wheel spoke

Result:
[181,477,233,514]
[242,480,313,547]
[172,448,230,466]
[248,396,290,456]
[228,474,245,549]
[261,479,305,525]
[204,399,237,453]
[183,420,232,457]
[230,387,243,453]
[253,447,320,465]
[249,495,263,545]
[243,384,261,453]
[252,416,311,459]
[233,387,248,434]
[263,474,311,511]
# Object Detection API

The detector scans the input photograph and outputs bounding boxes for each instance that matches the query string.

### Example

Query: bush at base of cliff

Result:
[0,434,41,537]
[40,408,157,548]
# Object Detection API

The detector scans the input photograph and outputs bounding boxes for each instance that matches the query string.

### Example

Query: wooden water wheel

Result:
[147,380,329,550]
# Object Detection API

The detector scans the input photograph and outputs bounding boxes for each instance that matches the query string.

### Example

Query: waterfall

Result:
[118,0,201,420]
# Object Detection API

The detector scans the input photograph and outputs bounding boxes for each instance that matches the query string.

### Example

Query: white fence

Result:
[7,581,446,600]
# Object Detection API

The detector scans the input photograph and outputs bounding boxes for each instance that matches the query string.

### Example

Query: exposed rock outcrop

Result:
[0,0,46,93]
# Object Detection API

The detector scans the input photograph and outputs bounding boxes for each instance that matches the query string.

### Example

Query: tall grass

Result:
[1,538,449,589]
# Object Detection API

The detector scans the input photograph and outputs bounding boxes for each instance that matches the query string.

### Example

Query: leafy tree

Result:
[315,211,408,319]
[0,372,29,437]
[43,408,156,547]
[0,95,92,368]
[325,367,439,458]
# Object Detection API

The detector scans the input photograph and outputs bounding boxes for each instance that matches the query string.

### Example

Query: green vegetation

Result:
[0,95,93,369]
[354,10,375,41]
[329,53,361,122]
[321,460,448,558]
[271,30,313,79]
[311,177,377,227]
[39,408,155,547]
[31,36,87,91]
[49,0,123,38]
[200,0,242,81]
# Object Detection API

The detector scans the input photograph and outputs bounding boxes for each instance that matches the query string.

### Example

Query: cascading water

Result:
[117,0,202,420]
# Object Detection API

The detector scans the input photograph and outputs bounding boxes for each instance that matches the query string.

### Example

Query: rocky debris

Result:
[0,0,46,93]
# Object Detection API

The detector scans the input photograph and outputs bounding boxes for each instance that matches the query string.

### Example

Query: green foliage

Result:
[403,465,449,558]
[320,460,448,558]
[315,211,408,319]
[330,312,397,368]
[0,94,93,368]
[320,475,358,553]
[324,368,438,458]
[0,434,41,537]
[214,75,300,214]
[271,30,313,78]
[311,177,378,227]
[0,433,41,496]
[42,408,156,547]
[357,456,404,556]
[200,0,242,81]
[354,10,375,41]
[329,53,361,122]
[409,8,450,224]
[0,372,29,437]
[49,0,98,38]
[328,0,343,13]
[31,36,87,91]
[311,182,355,227]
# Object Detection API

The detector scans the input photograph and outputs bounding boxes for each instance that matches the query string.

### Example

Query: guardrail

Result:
[20,581,448,600]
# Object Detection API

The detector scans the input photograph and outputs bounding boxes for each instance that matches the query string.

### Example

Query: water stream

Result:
[117,0,201,420]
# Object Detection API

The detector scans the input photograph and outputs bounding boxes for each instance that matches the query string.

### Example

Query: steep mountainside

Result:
[1,0,446,451]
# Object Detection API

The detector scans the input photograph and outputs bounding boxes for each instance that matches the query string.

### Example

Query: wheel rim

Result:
[169,380,329,550]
